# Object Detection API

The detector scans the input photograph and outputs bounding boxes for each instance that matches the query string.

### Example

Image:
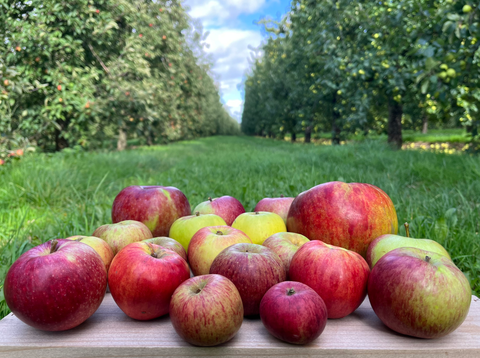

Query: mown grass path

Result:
[1,136,479,317]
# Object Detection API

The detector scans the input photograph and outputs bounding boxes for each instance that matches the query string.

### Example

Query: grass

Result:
[1,136,479,318]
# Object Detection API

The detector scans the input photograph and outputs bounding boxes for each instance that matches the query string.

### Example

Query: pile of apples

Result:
[4,182,472,346]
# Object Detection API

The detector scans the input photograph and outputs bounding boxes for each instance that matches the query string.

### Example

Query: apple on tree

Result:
[254,195,294,223]
[111,185,191,237]
[4,239,107,331]
[193,196,245,226]
[170,274,244,346]
[368,247,471,339]
[232,211,286,245]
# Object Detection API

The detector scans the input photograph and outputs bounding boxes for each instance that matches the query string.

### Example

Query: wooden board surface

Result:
[0,294,479,358]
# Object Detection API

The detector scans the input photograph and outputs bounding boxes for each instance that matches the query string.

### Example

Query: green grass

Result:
[1,136,479,318]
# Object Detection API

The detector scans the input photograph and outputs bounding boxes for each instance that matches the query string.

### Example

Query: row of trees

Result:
[242,1,480,149]
[0,0,239,152]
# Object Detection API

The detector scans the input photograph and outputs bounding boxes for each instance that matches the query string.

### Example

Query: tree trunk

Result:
[422,117,428,134]
[332,93,341,145]
[291,132,296,143]
[305,124,313,143]
[54,120,69,151]
[117,127,127,151]
[388,100,403,149]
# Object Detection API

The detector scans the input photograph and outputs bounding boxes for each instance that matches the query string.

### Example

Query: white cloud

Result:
[224,99,244,120]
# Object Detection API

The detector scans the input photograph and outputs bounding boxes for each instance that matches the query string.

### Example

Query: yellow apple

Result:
[232,212,286,245]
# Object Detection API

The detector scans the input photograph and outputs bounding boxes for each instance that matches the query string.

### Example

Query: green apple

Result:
[232,212,286,245]
[366,223,451,268]
[169,212,226,251]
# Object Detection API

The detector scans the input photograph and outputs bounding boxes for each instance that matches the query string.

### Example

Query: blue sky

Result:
[183,0,292,121]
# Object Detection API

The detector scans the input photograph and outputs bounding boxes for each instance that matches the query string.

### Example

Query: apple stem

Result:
[425,256,431,263]
[208,197,212,202]
[287,288,296,296]
[195,211,200,216]
[50,239,59,253]
[404,222,410,238]
[255,211,259,215]
[280,194,284,198]
[216,231,223,235]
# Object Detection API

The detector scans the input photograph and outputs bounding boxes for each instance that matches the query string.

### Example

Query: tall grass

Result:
[1,136,479,318]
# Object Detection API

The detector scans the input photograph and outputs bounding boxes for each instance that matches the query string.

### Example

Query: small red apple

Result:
[254,195,294,223]
[263,232,309,277]
[193,196,245,226]
[57,85,62,91]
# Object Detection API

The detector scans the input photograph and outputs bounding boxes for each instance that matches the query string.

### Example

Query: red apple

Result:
[65,235,114,272]
[193,196,245,226]
[170,274,244,346]
[287,181,398,257]
[142,237,187,262]
[3,239,107,331]
[108,242,190,320]
[209,243,286,316]
[262,232,309,277]
[188,226,252,275]
[254,195,294,223]
[260,281,328,344]
[92,220,153,255]
[112,185,191,237]
[368,247,472,339]
[289,240,370,319]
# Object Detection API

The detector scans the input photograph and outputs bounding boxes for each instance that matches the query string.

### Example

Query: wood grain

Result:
[0,294,479,358]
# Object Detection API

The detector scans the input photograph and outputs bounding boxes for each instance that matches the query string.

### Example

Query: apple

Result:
[366,223,451,268]
[65,235,114,272]
[170,274,243,346]
[193,196,245,226]
[260,281,328,345]
[254,195,294,223]
[169,212,226,252]
[210,243,286,316]
[287,181,398,257]
[262,232,309,277]
[108,242,190,320]
[4,239,107,331]
[368,247,472,339]
[142,237,187,262]
[232,212,286,245]
[289,240,370,319]
[188,226,252,276]
[111,185,191,237]
[92,220,153,255]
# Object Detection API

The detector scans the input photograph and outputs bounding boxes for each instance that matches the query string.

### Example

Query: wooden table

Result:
[0,294,479,358]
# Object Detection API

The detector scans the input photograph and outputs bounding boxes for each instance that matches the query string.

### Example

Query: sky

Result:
[183,0,292,122]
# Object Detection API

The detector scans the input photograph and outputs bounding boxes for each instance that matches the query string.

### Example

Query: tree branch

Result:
[88,43,110,76]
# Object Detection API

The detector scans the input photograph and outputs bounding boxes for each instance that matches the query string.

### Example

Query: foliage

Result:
[0,0,238,152]
[242,0,480,150]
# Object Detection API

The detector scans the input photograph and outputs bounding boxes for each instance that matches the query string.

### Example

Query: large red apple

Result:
[262,232,309,277]
[142,237,187,262]
[108,242,190,320]
[188,226,252,275]
[260,281,328,344]
[209,243,286,316]
[193,196,245,226]
[368,247,471,339]
[170,274,244,346]
[4,239,107,331]
[92,220,153,255]
[254,195,294,223]
[65,235,114,272]
[112,186,191,237]
[287,181,398,257]
[289,240,370,319]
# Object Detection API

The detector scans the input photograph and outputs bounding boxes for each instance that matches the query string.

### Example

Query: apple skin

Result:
[254,196,294,223]
[188,226,252,276]
[368,247,471,339]
[263,232,309,278]
[170,274,244,346]
[142,237,187,262]
[287,181,398,257]
[112,185,191,237]
[289,240,370,319]
[210,243,286,316]
[65,235,115,272]
[366,234,451,268]
[169,213,227,252]
[232,211,286,245]
[193,196,245,226]
[4,239,107,331]
[108,242,190,320]
[260,281,328,345]
[92,220,153,255]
